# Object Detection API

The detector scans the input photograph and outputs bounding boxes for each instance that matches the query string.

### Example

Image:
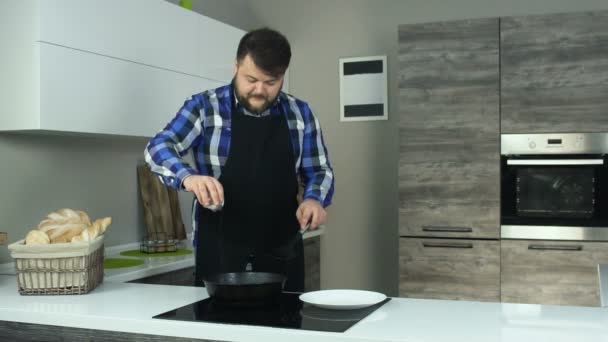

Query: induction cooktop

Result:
[153,292,390,333]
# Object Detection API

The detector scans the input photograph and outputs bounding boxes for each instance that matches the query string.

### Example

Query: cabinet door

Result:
[304,236,320,291]
[399,238,500,301]
[39,0,243,81]
[501,11,608,133]
[40,43,223,137]
[501,240,608,307]
[398,18,500,239]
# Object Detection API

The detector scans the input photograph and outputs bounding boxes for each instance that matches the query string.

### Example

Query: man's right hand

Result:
[183,175,224,207]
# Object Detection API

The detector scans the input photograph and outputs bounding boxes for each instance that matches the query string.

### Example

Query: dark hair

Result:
[236,27,291,77]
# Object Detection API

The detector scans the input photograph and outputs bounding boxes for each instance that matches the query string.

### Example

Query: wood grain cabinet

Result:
[399,238,500,301]
[501,240,608,307]
[398,17,500,302]
[501,11,608,133]
[398,10,608,305]
[398,18,500,240]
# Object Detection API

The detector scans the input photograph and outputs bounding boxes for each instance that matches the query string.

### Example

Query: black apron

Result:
[194,101,304,292]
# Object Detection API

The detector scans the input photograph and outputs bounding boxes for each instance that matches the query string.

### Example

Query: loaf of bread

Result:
[25,229,50,245]
[29,208,111,244]
[71,217,112,242]
[38,208,90,230]
[49,223,89,243]
[36,208,89,243]
[93,217,112,234]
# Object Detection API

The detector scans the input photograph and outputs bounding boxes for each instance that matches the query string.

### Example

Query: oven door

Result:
[501,155,608,240]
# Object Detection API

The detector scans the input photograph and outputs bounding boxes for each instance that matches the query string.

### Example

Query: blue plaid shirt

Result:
[144,83,335,238]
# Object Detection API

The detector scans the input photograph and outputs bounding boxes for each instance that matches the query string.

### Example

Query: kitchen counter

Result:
[1,277,607,341]
[1,228,607,342]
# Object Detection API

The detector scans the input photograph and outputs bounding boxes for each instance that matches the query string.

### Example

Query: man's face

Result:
[234,54,284,114]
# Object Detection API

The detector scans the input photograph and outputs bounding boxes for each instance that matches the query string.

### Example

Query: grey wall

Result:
[241,0,608,296]
[0,133,149,262]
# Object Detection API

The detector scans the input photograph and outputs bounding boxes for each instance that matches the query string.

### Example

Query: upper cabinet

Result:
[0,0,244,137]
[398,18,500,239]
[37,0,242,82]
[501,11,608,133]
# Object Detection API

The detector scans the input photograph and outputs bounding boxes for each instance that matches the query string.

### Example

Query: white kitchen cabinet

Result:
[39,43,223,137]
[39,0,242,81]
[0,0,242,137]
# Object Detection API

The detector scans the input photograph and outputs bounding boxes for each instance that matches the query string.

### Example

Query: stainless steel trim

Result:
[501,133,608,155]
[506,159,604,166]
[501,225,608,241]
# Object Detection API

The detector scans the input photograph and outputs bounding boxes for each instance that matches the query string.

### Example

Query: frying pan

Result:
[203,271,287,302]
[202,215,304,302]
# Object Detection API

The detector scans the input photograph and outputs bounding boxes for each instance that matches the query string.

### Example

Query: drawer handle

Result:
[422,242,473,249]
[422,226,473,233]
[528,245,583,251]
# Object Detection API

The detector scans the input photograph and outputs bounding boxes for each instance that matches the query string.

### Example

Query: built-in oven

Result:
[501,133,608,241]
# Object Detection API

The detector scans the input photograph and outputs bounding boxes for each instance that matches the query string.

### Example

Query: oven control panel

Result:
[502,133,608,155]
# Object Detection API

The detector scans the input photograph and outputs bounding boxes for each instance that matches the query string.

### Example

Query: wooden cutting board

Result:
[136,165,186,241]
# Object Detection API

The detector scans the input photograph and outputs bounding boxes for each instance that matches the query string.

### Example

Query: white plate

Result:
[299,289,387,310]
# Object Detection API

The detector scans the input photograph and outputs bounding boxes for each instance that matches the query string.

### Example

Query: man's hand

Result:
[296,199,327,230]
[183,175,224,207]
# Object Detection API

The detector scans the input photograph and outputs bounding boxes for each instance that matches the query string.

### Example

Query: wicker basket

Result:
[8,236,105,295]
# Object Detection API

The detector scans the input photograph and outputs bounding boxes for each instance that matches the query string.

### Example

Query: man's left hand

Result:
[296,199,327,231]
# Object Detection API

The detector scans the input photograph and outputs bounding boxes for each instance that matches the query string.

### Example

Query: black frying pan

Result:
[203,272,287,302]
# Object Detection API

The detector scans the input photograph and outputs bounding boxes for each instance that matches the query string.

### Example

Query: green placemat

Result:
[104,258,145,269]
[119,249,193,258]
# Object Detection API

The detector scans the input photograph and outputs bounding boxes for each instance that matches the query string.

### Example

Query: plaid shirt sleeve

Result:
[144,95,204,189]
[299,104,335,208]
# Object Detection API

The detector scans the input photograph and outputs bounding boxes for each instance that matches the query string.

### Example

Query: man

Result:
[144,28,334,292]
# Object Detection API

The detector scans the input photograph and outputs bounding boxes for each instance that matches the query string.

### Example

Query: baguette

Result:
[38,208,89,232]
[71,217,112,243]
[94,217,112,234]
[48,223,88,243]
[71,225,100,243]
[30,209,111,244]
[25,229,50,245]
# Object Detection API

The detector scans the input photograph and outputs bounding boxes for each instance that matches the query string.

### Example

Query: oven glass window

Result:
[516,168,595,218]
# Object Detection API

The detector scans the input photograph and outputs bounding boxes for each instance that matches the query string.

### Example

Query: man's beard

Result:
[235,86,278,115]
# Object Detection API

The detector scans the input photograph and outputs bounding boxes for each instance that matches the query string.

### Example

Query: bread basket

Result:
[7,236,104,295]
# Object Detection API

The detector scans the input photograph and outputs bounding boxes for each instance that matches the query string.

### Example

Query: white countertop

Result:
[1,229,607,342]
[1,273,607,342]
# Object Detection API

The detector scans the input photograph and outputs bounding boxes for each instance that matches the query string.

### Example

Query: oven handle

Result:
[506,159,604,166]
[528,244,583,251]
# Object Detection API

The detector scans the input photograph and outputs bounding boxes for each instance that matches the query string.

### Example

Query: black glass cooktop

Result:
[153,292,390,333]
